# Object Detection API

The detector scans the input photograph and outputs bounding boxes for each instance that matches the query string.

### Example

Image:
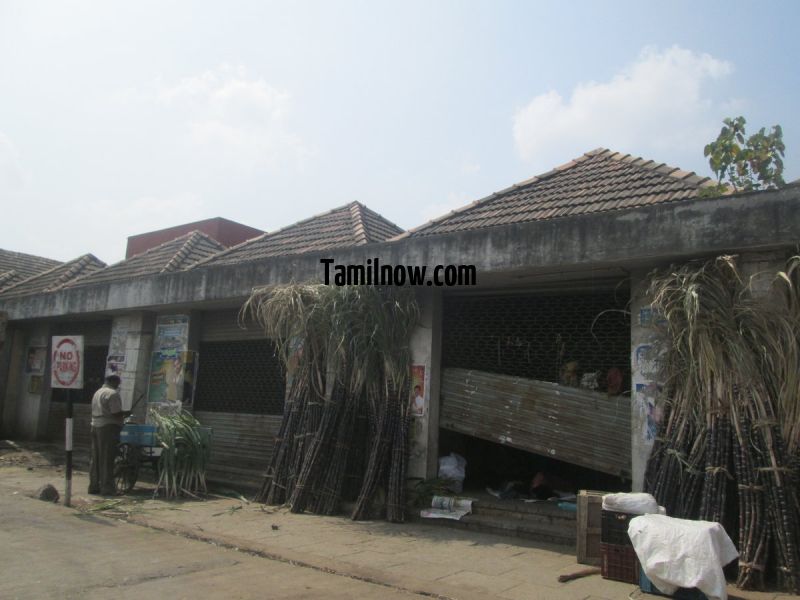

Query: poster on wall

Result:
[106,318,129,376]
[148,350,198,406]
[25,347,47,374]
[147,315,190,406]
[635,382,663,443]
[106,354,126,376]
[154,315,189,353]
[28,375,43,394]
[409,364,426,417]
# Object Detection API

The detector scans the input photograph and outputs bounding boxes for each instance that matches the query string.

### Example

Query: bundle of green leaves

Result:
[151,409,212,499]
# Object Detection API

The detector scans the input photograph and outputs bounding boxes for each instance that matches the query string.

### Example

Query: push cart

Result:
[114,422,160,493]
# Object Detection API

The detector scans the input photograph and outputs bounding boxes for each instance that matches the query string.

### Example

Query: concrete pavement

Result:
[0,484,423,600]
[0,441,796,600]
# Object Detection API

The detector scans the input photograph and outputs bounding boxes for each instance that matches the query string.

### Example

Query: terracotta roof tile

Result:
[399,148,721,238]
[0,254,106,298]
[196,201,403,267]
[0,249,61,291]
[63,231,224,289]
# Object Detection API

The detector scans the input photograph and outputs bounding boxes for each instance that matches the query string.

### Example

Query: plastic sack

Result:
[628,514,739,600]
[438,452,467,493]
[601,492,660,515]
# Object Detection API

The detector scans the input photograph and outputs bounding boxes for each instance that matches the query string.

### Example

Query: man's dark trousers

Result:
[89,424,121,495]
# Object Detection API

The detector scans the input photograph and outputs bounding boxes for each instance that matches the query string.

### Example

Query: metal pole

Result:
[65,389,73,507]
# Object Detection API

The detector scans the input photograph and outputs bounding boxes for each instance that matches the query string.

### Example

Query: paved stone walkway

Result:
[0,486,422,599]
[0,442,796,600]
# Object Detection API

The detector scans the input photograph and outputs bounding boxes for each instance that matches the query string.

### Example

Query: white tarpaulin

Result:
[602,492,660,514]
[628,514,739,600]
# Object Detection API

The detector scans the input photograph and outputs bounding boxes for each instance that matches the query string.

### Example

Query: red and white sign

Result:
[51,336,84,389]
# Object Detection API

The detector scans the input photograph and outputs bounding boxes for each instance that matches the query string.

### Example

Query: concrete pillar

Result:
[739,250,787,299]
[107,313,155,420]
[2,324,52,439]
[407,288,443,481]
[630,269,666,492]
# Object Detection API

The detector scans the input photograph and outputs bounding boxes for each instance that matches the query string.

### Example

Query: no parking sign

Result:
[51,336,84,389]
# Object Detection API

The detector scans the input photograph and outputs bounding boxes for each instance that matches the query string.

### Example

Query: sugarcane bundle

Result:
[645,255,800,592]
[243,283,419,522]
[151,409,212,499]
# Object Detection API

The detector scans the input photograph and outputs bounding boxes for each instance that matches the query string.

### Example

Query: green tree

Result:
[702,116,785,195]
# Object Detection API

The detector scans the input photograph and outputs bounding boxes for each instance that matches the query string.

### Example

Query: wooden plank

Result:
[577,490,605,565]
[440,368,631,477]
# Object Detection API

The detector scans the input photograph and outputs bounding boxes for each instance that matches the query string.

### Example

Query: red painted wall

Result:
[126,218,264,258]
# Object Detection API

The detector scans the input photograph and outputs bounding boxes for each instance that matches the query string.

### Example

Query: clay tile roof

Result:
[0,249,62,292]
[195,201,403,268]
[398,148,720,239]
[0,254,107,298]
[63,231,225,289]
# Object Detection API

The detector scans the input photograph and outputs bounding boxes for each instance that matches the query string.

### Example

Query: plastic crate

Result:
[600,542,640,584]
[601,509,636,546]
[120,424,157,447]
[639,567,707,599]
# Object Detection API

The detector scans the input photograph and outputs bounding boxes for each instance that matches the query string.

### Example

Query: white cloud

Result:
[144,65,314,171]
[513,46,734,172]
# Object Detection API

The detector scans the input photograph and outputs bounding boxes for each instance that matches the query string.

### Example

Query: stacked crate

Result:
[577,490,605,566]
[600,509,640,584]
[639,569,708,599]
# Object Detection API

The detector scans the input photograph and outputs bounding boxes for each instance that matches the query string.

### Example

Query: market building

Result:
[1,148,799,503]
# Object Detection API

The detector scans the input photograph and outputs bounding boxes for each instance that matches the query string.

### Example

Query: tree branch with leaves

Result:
[701,116,785,196]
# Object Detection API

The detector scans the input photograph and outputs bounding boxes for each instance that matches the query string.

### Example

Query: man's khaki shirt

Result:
[91,384,124,427]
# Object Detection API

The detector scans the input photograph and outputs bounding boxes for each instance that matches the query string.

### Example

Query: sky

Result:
[1,0,798,264]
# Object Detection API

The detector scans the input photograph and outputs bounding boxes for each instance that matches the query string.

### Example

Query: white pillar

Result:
[630,270,665,492]
[407,289,443,481]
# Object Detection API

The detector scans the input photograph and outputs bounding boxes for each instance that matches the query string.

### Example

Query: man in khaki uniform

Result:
[89,374,127,495]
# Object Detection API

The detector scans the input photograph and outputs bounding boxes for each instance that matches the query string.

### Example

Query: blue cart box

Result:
[639,567,707,599]
[120,424,157,447]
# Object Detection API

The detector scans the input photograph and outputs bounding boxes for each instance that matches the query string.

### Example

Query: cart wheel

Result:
[114,443,140,493]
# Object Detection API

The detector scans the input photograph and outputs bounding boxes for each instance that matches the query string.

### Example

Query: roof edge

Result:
[394,147,721,240]
[0,253,106,296]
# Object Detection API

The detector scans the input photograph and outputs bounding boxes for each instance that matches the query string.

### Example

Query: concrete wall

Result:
[2,325,52,439]
[2,186,799,323]
[0,321,14,432]
[1,327,24,437]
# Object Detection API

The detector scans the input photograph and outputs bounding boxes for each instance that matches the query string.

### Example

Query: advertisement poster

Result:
[410,364,426,417]
[28,375,43,394]
[106,318,129,376]
[147,315,190,405]
[154,315,189,353]
[635,382,662,442]
[25,346,47,374]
